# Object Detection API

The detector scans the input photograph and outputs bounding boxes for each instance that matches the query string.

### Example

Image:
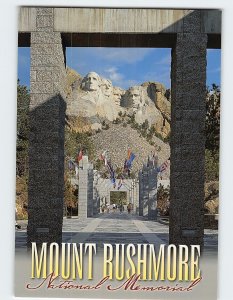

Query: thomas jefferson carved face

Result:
[101,79,113,97]
[82,72,100,91]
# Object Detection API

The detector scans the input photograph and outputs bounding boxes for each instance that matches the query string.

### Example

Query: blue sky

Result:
[18,47,221,90]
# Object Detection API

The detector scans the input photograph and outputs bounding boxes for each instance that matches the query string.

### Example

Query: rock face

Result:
[143,82,171,121]
[66,69,171,138]
[113,86,125,112]
[204,181,219,214]
[65,67,82,97]
[66,71,119,130]
[121,84,170,138]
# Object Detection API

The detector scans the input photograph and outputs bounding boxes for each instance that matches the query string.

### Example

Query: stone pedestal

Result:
[139,166,149,217]
[139,158,158,220]
[93,188,98,215]
[135,180,140,214]
[139,170,143,216]
[87,168,94,217]
[93,172,99,215]
[170,11,207,246]
[148,168,158,220]
[27,8,66,246]
[78,156,94,218]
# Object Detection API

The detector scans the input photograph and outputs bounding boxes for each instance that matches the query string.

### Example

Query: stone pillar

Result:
[135,180,140,214]
[87,167,94,217]
[96,196,100,214]
[129,186,132,205]
[27,8,66,246]
[139,170,143,216]
[93,173,98,215]
[139,166,149,217]
[170,11,207,246]
[106,190,110,205]
[132,179,137,213]
[78,156,94,218]
[93,170,100,215]
[148,168,158,220]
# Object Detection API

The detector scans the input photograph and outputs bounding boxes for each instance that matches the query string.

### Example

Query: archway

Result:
[17,7,221,247]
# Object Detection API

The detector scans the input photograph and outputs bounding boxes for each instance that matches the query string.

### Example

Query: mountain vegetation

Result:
[16,80,220,217]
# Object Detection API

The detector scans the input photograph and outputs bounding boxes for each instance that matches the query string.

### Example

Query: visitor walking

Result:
[127,203,132,214]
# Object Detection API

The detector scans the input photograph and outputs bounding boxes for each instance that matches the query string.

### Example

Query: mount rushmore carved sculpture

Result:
[65,68,171,138]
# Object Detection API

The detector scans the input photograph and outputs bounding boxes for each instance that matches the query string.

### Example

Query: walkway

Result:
[15,212,218,255]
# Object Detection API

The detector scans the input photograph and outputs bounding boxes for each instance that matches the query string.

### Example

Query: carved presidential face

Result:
[82,72,100,91]
[129,87,144,111]
[113,87,124,105]
[102,79,113,97]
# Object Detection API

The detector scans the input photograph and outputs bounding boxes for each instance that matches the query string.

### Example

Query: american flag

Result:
[76,150,83,163]
[159,160,169,173]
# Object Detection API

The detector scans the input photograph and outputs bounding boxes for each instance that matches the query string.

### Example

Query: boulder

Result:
[205,181,219,200]
[204,181,219,215]
[204,197,219,214]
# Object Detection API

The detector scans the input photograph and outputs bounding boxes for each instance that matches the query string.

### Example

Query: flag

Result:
[111,174,116,184]
[100,150,106,161]
[127,152,136,169]
[124,159,128,171]
[127,148,131,160]
[160,160,169,172]
[158,159,169,173]
[110,170,116,188]
[76,150,83,163]
[100,153,104,161]
[117,178,123,190]
[100,150,109,166]
[68,160,74,170]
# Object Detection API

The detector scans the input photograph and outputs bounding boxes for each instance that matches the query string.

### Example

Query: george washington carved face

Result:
[81,72,101,91]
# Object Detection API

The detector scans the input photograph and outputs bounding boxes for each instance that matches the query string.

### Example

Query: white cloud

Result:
[67,48,172,89]
[104,66,124,84]
[103,67,140,89]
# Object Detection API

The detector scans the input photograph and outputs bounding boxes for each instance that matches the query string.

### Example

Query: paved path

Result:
[15,212,218,255]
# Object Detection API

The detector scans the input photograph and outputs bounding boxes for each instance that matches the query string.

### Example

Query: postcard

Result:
[15,6,220,299]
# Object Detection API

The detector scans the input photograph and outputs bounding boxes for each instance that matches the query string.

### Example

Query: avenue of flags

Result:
[124,148,136,176]
[67,147,170,189]
[99,148,136,189]
[67,149,83,177]
[100,150,117,188]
